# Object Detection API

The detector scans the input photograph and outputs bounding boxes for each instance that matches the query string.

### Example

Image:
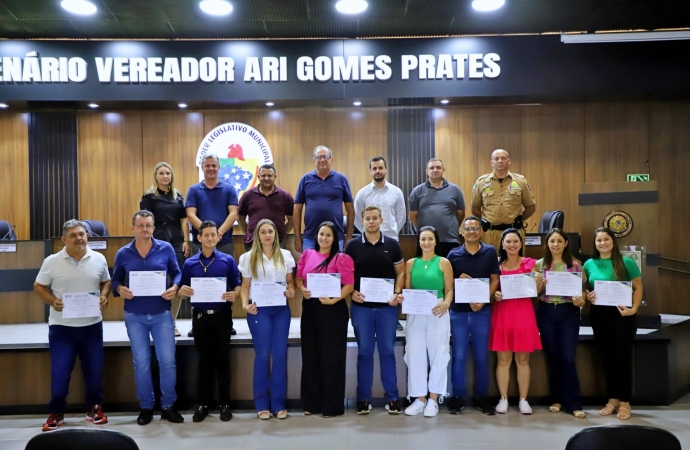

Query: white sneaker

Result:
[496,397,509,414]
[518,399,532,415]
[423,398,439,417]
[405,399,426,416]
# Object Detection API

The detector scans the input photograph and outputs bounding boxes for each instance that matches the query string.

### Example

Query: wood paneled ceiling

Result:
[1,0,689,40]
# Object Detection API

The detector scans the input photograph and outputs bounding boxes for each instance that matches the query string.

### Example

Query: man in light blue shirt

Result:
[354,156,407,241]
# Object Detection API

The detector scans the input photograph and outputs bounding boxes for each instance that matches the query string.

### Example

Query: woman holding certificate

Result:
[403,226,454,418]
[296,221,355,417]
[584,227,643,420]
[239,219,296,420]
[490,228,542,415]
[533,228,586,419]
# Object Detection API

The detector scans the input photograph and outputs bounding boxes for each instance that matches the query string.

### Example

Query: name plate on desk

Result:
[87,241,107,250]
[525,236,542,246]
[0,243,17,253]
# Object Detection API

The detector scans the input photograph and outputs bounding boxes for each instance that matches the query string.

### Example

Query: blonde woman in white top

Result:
[239,219,295,420]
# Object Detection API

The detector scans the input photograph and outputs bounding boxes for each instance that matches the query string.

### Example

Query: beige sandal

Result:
[617,406,631,420]
[303,411,313,416]
[258,410,271,420]
[599,403,618,416]
[573,410,586,419]
[276,410,288,419]
[549,403,562,413]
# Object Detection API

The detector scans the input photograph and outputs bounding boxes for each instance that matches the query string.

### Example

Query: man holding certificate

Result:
[112,210,183,425]
[34,220,111,432]
[239,219,295,420]
[446,216,500,416]
[345,206,405,415]
[179,221,241,423]
[584,227,643,421]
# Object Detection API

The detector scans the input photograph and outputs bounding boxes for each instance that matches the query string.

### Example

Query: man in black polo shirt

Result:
[446,216,501,415]
[345,205,405,415]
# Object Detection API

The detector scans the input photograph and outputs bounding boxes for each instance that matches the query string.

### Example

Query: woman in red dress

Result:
[490,228,543,414]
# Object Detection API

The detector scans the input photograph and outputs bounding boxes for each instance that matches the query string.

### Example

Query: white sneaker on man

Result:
[518,399,533,415]
[423,398,439,417]
[404,399,426,416]
[496,397,509,414]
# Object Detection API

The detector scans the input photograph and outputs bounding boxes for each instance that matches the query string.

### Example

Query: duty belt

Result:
[486,223,513,231]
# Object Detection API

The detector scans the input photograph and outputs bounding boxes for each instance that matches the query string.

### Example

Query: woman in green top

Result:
[402,226,454,418]
[533,228,586,419]
[583,227,643,421]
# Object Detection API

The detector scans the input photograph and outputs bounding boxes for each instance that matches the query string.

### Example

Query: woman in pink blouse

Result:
[296,221,355,417]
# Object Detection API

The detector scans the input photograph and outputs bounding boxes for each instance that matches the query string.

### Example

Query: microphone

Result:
[1,224,16,240]
[644,159,650,175]
[529,223,537,232]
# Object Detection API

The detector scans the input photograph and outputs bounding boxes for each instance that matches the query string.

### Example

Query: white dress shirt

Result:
[354,180,407,240]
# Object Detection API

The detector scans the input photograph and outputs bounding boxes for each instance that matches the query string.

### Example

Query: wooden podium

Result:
[579,181,660,319]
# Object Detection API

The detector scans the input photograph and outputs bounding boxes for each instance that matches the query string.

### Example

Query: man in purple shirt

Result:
[294,145,354,252]
[238,164,294,252]
[112,210,183,425]
[179,220,241,422]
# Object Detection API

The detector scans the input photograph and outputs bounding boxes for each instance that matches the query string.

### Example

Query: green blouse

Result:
[410,256,444,299]
[583,256,641,283]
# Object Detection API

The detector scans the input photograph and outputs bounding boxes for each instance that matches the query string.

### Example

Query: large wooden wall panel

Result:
[474,107,522,175]
[435,108,477,200]
[0,113,30,240]
[584,103,650,183]
[142,112,205,200]
[521,104,585,232]
[78,112,144,236]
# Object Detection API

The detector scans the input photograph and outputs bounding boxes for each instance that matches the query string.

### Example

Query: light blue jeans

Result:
[124,311,177,409]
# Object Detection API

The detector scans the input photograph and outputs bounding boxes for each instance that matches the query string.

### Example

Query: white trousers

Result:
[404,313,451,398]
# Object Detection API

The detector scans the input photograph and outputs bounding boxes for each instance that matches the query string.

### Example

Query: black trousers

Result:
[590,305,637,402]
[300,299,349,416]
[192,308,233,406]
[536,302,582,411]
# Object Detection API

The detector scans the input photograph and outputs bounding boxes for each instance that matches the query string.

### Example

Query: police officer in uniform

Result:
[471,149,535,250]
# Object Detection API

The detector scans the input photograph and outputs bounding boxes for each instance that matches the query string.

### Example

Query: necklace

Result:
[421,256,435,269]
[199,256,215,273]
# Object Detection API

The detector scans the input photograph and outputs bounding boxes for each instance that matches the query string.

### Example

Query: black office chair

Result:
[25,428,140,450]
[565,425,681,450]
[538,210,564,233]
[83,220,110,237]
[0,220,17,240]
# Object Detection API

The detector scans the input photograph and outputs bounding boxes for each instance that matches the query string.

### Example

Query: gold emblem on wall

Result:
[604,210,633,238]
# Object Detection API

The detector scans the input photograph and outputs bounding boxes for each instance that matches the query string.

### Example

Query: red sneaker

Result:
[42,413,64,432]
[86,404,108,425]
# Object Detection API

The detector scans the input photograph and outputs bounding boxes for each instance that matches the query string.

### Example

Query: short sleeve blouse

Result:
[296,249,355,286]
[238,249,295,282]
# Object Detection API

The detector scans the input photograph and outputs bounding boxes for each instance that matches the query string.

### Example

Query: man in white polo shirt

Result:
[34,219,111,432]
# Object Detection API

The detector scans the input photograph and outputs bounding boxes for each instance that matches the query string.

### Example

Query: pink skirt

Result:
[489,298,542,352]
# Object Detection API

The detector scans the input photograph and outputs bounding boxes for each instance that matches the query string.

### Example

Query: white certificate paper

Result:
[545,271,583,297]
[307,273,341,298]
[500,273,538,299]
[191,277,226,303]
[129,271,167,297]
[252,281,287,307]
[62,292,101,319]
[402,289,438,315]
[454,278,490,304]
[360,277,395,303]
[594,280,633,307]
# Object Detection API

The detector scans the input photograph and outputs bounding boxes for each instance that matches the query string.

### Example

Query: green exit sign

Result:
[627,174,650,182]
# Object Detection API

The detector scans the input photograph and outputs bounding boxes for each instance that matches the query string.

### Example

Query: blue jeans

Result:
[247,305,291,413]
[303,237,344,251]
[536,302,582,411]
[124,311,177,409]
[48,322,104,414]
[450,305,491,398]
[350,303,399,402]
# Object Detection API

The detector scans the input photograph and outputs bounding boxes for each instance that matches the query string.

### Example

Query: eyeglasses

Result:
[134,224,154,229]
[314,155,332,160]
[463,227,481,232]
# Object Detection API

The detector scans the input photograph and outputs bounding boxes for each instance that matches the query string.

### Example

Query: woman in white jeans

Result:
[403,226,454,417]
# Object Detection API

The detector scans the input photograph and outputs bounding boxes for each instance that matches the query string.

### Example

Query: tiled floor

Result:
[3,394,690,450]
